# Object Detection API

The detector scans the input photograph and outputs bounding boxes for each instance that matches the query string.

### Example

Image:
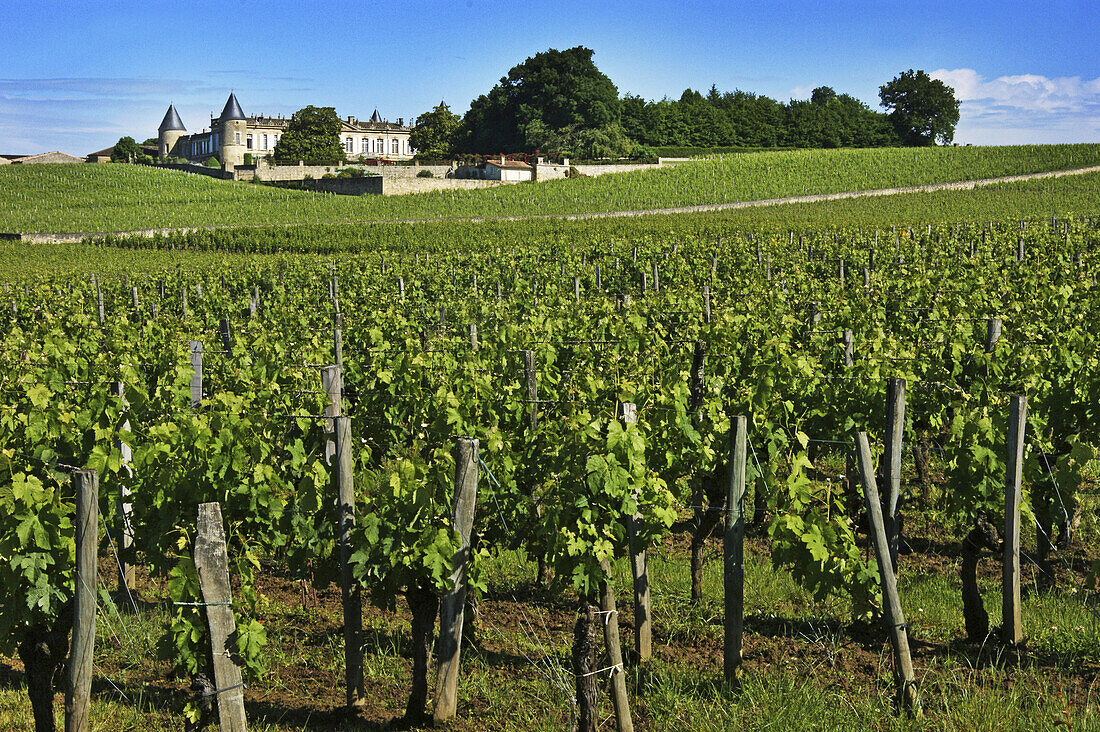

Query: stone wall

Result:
[380,177,508,196]
[235,162,453,182]
[304,176,384,196]
[533,163,570,181]
[296,175,509,196]
[573,162,663,177]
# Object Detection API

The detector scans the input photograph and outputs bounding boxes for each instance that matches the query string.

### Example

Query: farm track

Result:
[22,163,1100,243]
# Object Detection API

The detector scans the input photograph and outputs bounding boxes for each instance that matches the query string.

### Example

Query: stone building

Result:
[158,93,414,170]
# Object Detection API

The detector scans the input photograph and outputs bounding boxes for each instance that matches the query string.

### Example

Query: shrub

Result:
[204,156,221,169]
[243,153,253,166]
[416,169,434,178]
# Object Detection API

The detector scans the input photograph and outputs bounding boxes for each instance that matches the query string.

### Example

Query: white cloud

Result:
[930,68,1100,144]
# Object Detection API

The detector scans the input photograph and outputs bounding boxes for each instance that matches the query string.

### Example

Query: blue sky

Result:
[2,0,1097,154]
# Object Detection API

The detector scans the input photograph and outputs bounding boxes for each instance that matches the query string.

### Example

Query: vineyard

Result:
[3,211,1100,731]
[2,144,1100,233]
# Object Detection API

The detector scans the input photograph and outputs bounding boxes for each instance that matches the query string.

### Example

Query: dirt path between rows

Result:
[19,164,1100,243]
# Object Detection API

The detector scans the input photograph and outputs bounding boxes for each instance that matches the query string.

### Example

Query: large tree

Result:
[110,136,140,163]
[879,69,960,146]
[410,102,461,159]
[460,46,620,153]
[272,106,345,165]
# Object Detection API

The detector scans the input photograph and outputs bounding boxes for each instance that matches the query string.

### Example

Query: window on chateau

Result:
[345,137,354,154]
[392,139,399,154]
[246,134,253,150]
[263,134,268,150]
[362,138,369,153]
[377,138,383,155]
[235,132,240,145]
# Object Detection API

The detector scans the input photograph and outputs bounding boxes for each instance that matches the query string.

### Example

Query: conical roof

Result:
[158,104,186,132]
[220,92,246,121]
[370,109,382,123]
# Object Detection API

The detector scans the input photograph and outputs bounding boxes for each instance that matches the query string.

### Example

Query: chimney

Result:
[397,117,403,126]
[348,116,356,124]
[500,156,506,166]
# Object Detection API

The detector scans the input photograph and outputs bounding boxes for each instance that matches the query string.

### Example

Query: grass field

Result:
[4,169,1099,275]
[2,144,1099,233]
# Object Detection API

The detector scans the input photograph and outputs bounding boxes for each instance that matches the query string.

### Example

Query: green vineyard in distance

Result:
[2,143,1099,234]
[3,208,1100,729]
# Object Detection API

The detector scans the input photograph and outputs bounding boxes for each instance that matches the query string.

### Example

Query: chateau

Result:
[158,93,414,169]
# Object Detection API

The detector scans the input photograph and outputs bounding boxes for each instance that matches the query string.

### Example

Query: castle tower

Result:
[157,104,186,159]
[218,92,248,169]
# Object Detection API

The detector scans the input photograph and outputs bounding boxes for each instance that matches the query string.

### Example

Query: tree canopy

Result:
[110,136,140,163]
[879,70,960,146]
[410,102,461,159]
[459,46,620,153]
[272,106,345,165]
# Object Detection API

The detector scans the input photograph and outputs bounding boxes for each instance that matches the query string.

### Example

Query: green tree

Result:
[460,46,620,153]
[879,69,960,146]
[110,136,140,163]
[409,102,460,159]
[272,106,345,165]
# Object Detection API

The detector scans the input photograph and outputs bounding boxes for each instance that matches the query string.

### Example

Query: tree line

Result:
[412,47,960,161]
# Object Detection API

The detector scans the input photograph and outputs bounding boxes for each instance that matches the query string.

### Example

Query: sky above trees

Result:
[0,0,1096,154]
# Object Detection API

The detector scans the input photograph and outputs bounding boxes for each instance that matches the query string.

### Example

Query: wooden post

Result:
[855,434,919,714]
[112,382,135,594]
[574,276,581,302]
[334,416,365,709]
[333,312,344,370]
[220,318,232,353]
[841,329,854,367]
[702,286,711,324]
[595,265,602,291]
[724,415,748,679]
[398,277,405,301]
[985,317,1001,353]
[181,287,188,319]
[131,286,139,311]
[495,282,502,300]
[598,559,634,732]
[320,365,341,466]
[194,503,248,732]
[65,469,98,732]
[620,404,650,662]
[97,282,105,325]
[434,437,479,722]
[1003,395,1027,646]
[189,340,203,408]
[651,263,659,293]
[883,378,905,574]
[468,323,478,351]
[523,350,538,431]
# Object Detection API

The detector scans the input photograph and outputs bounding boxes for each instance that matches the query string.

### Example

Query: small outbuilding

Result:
[483,157,532,182]
[86,147,115,163]
[10,151,85,164]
